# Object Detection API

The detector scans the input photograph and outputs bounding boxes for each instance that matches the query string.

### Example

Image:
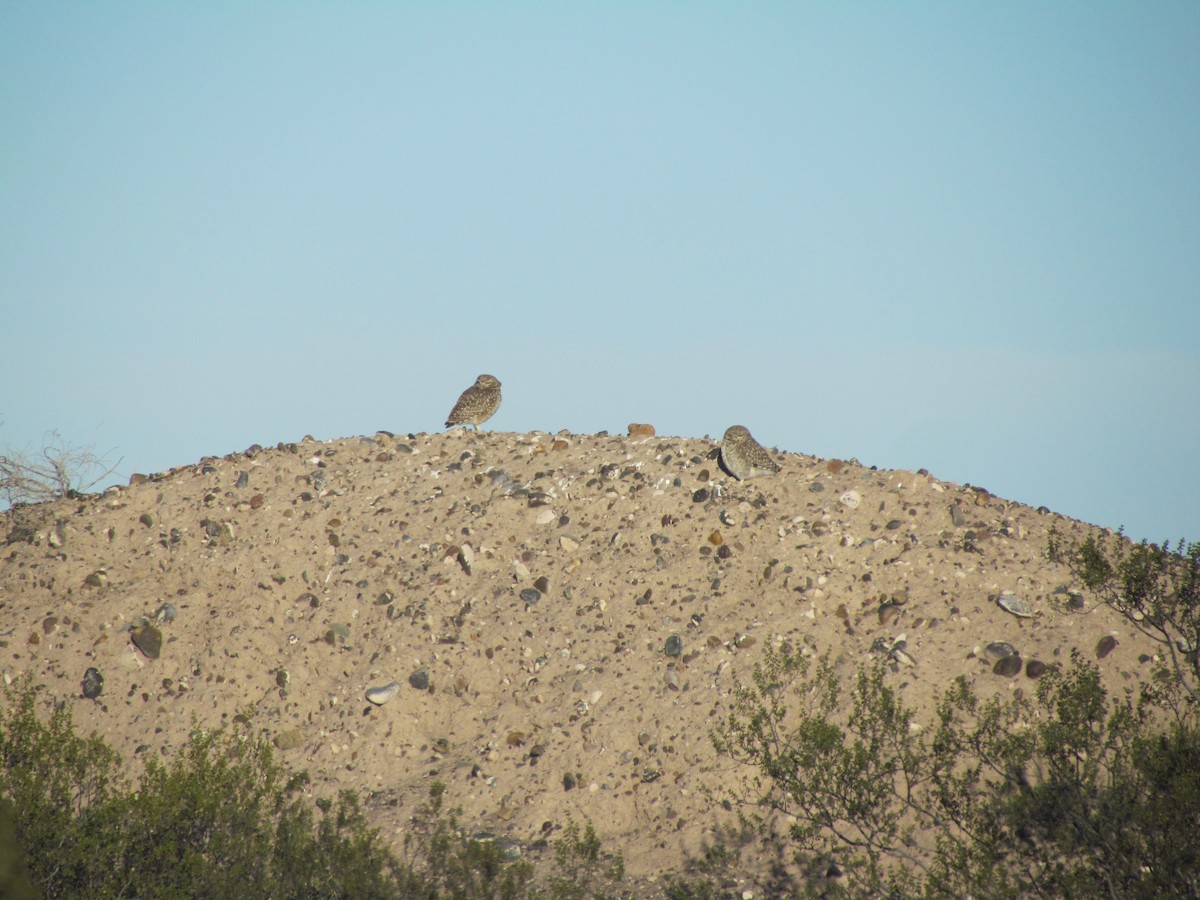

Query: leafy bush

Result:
[1049,528,1200,707]
[713,529,1200,898]
[399,780,535,900]
[0,679,423,897]
[544,819,624,900]
[1,679,629,898]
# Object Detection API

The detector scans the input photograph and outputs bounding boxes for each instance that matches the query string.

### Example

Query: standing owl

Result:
[445,374,502,431]
[720,425,781,481]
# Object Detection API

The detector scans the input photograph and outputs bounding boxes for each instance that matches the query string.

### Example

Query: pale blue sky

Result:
[2,4,1198,544]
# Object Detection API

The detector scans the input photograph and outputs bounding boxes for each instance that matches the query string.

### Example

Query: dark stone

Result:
[130,625,163,660]
[993,655,1022,677]
[663,634,683,657]
[409,669,431,691]
[1096,635,1118,659]
[82,667,104,699]
[520,588,541,604]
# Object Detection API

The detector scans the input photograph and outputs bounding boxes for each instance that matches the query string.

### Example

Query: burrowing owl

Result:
[721,425,781,481]
[445,374,502,431]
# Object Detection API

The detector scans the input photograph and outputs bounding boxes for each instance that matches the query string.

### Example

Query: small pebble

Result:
[82,667,104,699]
[366,681,402,705]
[663,634,683,657]
[409,669,431,690]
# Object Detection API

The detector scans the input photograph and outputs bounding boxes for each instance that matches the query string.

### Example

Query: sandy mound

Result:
[0,430,1155,888]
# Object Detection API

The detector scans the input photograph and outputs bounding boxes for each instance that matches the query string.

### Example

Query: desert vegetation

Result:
[704,531,1200,897]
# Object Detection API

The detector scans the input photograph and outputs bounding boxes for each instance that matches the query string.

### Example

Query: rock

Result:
[949,504,966,527]
[839,490,861,510]
[84,570,108,588]
[366,681,402,705]
[983,642,1017,661]
[458,544,474,575]
[628,423,655,437]
[409,669,431,691]
[82,667,104,699]
[130,625,163,659]
[826,460,844,474]
[1025,660,1046,679]
[274,729,305,751]
[663,634,683,657]
[520,588,541,605]
[996,594,1034,618]
[1096,635,1118,659]
[993,655,1023,677]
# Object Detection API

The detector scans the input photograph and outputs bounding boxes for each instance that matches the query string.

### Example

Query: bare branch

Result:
[0,431,123,509]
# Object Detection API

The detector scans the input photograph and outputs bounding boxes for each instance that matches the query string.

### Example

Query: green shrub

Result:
[714,536,1200,899]
[1050,529,1200,708]
[400,780,535,900]
[0,679,416,898]
[0,678,630,899]
[544,819,624,900]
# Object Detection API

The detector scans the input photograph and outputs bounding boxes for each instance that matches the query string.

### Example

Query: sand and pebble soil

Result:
[0,428,1157,892]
